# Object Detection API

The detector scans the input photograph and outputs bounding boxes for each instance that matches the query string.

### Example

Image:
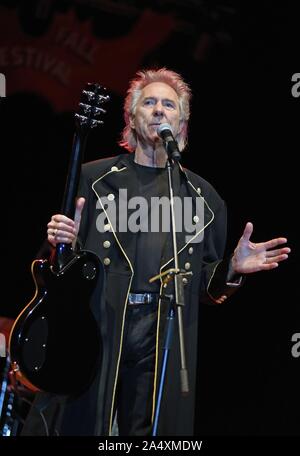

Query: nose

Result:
[153,101,164,116]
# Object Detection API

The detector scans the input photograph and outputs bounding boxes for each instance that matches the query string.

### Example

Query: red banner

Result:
[0,6,176,111]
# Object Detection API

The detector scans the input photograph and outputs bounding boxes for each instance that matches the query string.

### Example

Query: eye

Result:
[143,98,155,106]
[163,100,176,109]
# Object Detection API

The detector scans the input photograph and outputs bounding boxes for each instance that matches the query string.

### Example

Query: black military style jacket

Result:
[22,152,241,436]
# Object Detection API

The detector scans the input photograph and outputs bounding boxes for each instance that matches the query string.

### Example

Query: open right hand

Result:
[47,197,85,247]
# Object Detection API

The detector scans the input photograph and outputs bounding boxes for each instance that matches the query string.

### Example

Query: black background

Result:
[0,0,299,436]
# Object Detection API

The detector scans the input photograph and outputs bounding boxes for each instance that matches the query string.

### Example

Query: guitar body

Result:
[9,250,101,396]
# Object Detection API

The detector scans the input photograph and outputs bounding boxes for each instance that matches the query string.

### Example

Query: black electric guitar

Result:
[9,84,109,396]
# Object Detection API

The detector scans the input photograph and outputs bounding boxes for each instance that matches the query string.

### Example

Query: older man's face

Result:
[130,82,181,147]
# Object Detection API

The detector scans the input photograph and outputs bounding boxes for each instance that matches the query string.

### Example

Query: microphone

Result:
[157,123,181,162]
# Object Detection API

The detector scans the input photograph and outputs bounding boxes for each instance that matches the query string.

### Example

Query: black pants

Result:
[116,302,157,436]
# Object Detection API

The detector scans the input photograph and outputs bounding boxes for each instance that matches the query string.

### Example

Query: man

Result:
[22,68,290,436]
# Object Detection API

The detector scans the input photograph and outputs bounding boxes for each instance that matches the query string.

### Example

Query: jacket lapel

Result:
[91,154,138,269]
[91,154,214,273]
[160,163,214,271]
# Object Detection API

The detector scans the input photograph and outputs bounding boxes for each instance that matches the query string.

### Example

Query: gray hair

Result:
[119,68,192,152]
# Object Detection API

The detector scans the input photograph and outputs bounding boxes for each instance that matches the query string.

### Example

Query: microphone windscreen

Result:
[157,123,173,137]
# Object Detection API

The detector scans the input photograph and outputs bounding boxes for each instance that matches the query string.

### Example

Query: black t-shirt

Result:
[131,162,169,293]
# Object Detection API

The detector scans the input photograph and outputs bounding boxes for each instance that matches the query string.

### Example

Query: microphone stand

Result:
[151,145,190,436]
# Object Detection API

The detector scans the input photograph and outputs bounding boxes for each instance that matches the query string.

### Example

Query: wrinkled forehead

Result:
[139,82,180,105]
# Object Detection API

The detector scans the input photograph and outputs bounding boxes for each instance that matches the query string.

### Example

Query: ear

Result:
[129,116,135,129]
[177,119,185,135]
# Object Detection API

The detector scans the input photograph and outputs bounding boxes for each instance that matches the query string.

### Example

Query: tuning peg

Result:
[75,113,88,126]
[90,119,104,128]
[76,84,110,130]
[79,103,91,114]
[86,82,103,91]
[93,106,106,116]
[96,94,110,104]
[82,91,110,105]
[82,90,96,102]
[78,103,106,118]
[86,83,109,97]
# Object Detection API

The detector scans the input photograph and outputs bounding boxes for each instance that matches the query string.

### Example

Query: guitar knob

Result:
[82,262,97,280]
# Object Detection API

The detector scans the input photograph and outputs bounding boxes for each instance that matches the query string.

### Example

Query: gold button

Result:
[182,278,188,285]
[188,247,193,255]
[111,166,118,171]
[107,193,115,201]
[185,262,191,270]
[103,257,111,266]
[197,187,201,194]
[104,223,111,232]
[103,240,111,249]
[193,215,199,223]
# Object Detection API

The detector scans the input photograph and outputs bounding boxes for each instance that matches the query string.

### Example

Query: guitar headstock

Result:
[75,83,110,132]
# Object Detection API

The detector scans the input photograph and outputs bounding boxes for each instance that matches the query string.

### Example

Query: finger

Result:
[265,253,289,263]
[261,237,288,250]
[266,247,291,257]
[51,214,76,227]
[47,236,56,248]
[48,228,76,238]
[54,235,74,244]
[76,197,85,213]
[259,262,279,271]
[48,222,76,235]
[57,222,77,234]
[47,231,57,247]
[241,222,253,242]
[74,197,85,226]
[47,228,55,237]
[74,197,85,236]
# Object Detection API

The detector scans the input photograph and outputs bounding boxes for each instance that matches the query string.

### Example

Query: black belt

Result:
[128,292,159,305]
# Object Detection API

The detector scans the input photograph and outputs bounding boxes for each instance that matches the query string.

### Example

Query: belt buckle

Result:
[128,292,155,305]
[128,294,134,305]
[144,293,151,304]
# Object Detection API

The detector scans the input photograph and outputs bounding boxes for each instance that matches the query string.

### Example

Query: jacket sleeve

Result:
[76,164,94,247]
[199,199,243,305]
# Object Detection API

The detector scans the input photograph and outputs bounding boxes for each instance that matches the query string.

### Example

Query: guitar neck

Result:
[50,132,87,271]
[61,131,87,219]
[50,83,109,272]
